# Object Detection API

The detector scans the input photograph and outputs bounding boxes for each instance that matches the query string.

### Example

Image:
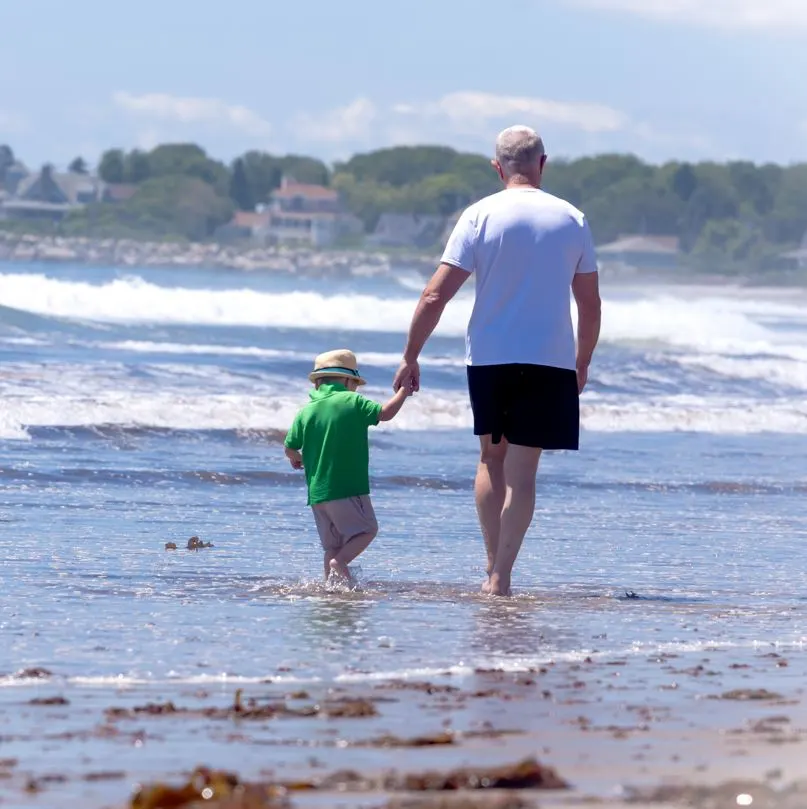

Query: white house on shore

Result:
[216,177,363,248]
[595,234,680,273]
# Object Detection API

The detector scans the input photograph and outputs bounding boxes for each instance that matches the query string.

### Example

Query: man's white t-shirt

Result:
[441,187,598,371]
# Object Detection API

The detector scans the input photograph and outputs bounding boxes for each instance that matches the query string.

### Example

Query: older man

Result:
[393,125,601,597]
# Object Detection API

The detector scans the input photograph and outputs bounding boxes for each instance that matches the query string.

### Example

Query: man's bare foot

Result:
[481,575,492,594]
[329,558,353,582]
[487,572,511,597]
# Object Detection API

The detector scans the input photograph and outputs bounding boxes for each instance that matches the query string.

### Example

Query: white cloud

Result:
[112,92,273,137]
[293,91,630,151]
[293,97,377,143]
[394,91,627,134]
[289,90,709,163]
[0,110,28,135]
[567,0,807,31]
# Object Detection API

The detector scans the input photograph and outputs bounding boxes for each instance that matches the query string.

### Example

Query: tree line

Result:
[2,142,806,269]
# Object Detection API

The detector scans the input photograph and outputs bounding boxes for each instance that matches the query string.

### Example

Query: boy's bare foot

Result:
[487,572,511,597]
[329,558,353,582]
[481,577,491,594]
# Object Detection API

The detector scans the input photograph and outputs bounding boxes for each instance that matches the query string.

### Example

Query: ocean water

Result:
[2,261,807,694]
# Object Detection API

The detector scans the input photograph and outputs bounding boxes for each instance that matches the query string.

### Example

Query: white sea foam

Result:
[4,378,807,436]
[1,638,799,689]
[95,340,464,369]
[6,272,807,359]
[0,272,472,335]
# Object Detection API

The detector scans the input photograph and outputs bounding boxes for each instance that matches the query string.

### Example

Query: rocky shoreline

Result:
[0,232,436,277]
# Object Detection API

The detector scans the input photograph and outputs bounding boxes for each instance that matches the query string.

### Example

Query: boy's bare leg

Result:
[323,551,336,580]
[488,444,542,597]
[330,531,376,580]
[475,436,508,593]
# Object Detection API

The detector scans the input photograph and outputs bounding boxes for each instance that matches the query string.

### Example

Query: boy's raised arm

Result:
[379,384,412,423]
[284,447,303,469]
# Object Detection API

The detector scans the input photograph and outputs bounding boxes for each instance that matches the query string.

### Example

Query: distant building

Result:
[270,177,340,215]
[778,247,807,271]
[2,160,29,195]
[440,210,464,247]
[4,169,106,222]
[778,230,807,271]
[369,213,446,250]
[103,183,138,203]
[216,177,365,249]
[214,210,273,243]
[596,234,680,272]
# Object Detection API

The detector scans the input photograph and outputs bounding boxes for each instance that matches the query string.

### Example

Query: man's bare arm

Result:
[394,263,469,391]
[571,271,601,392]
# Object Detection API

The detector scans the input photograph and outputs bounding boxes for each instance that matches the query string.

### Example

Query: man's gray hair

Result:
[495,126,545,176]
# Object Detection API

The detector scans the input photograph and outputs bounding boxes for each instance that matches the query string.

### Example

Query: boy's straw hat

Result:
[309,349,366,386]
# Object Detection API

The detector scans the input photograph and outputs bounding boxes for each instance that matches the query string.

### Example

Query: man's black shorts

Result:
[466,363,580,450]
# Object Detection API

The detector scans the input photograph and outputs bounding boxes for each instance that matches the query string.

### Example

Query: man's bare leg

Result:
[489,444,542,597]
[475,436,508,593]
[330,530,377,581]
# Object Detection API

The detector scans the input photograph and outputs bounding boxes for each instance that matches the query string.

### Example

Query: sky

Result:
[1,0,806,170]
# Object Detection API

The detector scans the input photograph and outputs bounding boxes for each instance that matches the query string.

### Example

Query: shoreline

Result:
[1,231,805,287]
[3,642,807,808]
[0,232,436,278]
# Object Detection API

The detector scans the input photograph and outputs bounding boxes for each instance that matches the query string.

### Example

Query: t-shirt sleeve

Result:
[284,413,303,450]
[355,395,383,427]
[575,215,598,275]
[440,209,476,273]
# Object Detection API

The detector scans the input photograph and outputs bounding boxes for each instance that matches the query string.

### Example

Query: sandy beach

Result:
[2,640,807,808]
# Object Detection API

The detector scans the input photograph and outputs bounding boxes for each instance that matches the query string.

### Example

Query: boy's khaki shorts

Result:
[312,495,378,551]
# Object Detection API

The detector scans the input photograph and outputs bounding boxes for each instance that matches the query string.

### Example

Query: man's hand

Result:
[393,359,420,393]
[285,448,303,470]
[576,364,589,394]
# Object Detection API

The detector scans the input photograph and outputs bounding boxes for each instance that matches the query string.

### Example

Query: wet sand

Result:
[2,643,807,808]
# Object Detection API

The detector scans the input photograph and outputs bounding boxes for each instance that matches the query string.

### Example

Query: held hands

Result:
[393,358,420,395]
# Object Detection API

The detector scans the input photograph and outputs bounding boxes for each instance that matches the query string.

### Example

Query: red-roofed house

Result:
[103,183,138,203]
[214,210,273,243]
[271,176,340,215]
[263,176,362,247]
[216,177,364,248]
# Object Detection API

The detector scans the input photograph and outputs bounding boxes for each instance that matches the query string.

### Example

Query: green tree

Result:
[763,164,807,245]
[146,143,229,193]
[277,154,330,186]
[98,149,125,183]
[125,149,151,183]
[239,151,282,203]
[337,146,464,187]
[229,157,255,211]
[65,175,234,241]
[0,144,13,183]
[68,156,88,174]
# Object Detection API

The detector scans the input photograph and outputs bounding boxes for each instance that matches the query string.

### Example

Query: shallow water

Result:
[2,262,807,805]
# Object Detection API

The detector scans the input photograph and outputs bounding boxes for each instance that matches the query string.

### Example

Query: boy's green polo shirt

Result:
[284,382,382,506]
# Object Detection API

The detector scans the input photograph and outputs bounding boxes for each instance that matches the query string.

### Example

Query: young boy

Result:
[284,349,412,583]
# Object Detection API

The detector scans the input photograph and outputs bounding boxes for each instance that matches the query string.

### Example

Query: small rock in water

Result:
[187,536,214,550]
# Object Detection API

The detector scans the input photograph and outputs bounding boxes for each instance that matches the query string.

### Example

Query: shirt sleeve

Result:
[355,395,383,427]
[575,215,598,275]
[440,208,476,273]
[284,413,303,450]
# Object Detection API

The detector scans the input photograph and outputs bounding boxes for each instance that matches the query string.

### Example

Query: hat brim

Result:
[309,368,366,386]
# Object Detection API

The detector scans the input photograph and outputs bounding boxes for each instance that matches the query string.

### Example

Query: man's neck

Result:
[505,174,540,190]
